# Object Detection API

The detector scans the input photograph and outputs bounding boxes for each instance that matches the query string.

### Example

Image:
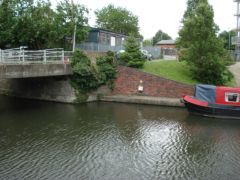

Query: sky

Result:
[54,0,236,40]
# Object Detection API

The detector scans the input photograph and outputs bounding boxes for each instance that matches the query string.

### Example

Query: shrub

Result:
[70,50,99,92]
[71,50,117,93]
[120,35,145,68]
[96,51,117,89]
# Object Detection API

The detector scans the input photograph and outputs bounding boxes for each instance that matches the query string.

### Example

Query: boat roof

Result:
[195,84,216,103]
[195,84,240,105]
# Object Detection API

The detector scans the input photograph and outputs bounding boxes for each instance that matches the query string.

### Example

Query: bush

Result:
[70,50,99,92]
[119,35,145,68]
[96,51,117,89]
[71,50,117,92]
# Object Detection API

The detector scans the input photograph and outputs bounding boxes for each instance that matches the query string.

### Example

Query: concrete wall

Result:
[0,77,76,103]
[0,64,72,79]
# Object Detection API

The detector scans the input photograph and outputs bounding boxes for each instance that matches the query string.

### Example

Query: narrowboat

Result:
[182,84,240,119]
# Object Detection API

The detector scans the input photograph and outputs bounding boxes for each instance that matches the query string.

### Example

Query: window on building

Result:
[225,93,239,103]
[110,37,116,46]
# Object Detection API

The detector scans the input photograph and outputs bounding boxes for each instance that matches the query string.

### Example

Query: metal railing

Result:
[0,48,73,64]
[77,42,162,59]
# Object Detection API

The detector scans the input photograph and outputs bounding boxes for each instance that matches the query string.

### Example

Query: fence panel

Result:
[77,42,124,52]
[142,46,161,59]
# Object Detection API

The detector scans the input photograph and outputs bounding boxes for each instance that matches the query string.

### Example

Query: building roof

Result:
[90,27,128,37]
[156,40,176,45]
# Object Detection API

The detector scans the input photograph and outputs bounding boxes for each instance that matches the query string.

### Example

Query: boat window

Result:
[225,93,239,103]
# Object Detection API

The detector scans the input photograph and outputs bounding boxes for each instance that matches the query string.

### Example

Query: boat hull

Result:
[183,97,240,120]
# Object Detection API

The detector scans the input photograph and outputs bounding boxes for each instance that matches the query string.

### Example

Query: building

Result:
[156,40,176,49]
[77,27,128,52]
[86,27,127,46]
[156,40,177,60]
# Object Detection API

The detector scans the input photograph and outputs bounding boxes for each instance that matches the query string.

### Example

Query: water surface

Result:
[0,96,240,180]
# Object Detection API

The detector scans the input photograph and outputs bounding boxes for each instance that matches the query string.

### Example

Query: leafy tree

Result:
[143,39,152,47]
[56,0,89,50]
[0,0,17,48]
[218,30,235,50]
[0,0,89,49]
[95,4,140,37]
[13,0,58,49]
[120,35,145,68]
[177,0,232,85]
[183,0,203,18]
[152,30,172,45]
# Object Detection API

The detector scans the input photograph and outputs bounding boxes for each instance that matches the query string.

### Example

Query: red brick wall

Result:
[112,66,194,98]
[157,44,176,49]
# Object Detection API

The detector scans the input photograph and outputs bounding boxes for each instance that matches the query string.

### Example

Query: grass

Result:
[142,60,236,86]
[142,60,198,85]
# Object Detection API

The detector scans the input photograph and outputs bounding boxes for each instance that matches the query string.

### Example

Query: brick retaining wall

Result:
[112,66,194,98]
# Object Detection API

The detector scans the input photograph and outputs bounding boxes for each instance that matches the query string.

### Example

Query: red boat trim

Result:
[183,95,208,107]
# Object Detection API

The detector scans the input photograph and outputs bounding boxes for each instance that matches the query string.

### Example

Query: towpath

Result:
[229,62,240,87]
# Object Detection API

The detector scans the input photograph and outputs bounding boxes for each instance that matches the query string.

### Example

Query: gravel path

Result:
[229,62,240,87]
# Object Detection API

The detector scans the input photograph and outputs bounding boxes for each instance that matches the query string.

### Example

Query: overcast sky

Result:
[54,0,236,40]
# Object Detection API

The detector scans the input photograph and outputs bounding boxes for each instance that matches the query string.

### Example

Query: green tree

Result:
[152,30,172,45]
[120,35,145,68]
[183,0,203,18]
[95,4,140,37]
[0,0,17,48]
[177,0,232,85]
[13,0,59,49]
[0,0,89,49]
[56,0,89,50]
[218,30,235,50]
[143,39,152,47]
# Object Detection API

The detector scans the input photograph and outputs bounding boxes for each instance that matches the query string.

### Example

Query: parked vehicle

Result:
[115,50,125,60]
[182,84,240,119]
[141,49,153,60]
[115,49,153,60]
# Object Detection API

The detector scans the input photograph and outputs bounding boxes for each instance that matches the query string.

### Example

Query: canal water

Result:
[0,96,240,180]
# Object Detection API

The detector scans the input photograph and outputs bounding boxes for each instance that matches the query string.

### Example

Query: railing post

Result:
[62,50,64,63]
[22,49,25,63]
[44,50,46,63]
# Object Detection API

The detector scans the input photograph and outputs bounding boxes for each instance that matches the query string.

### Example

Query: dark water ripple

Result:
[1,96,240,179]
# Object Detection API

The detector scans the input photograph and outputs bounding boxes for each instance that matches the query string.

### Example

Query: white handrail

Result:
[0,48,72,64]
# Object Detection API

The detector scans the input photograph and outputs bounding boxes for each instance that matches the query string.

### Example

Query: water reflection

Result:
[0,96,240,179]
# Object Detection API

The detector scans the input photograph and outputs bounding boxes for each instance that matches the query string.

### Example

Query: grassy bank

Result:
[142,60,236,86]
[142,60,198,85]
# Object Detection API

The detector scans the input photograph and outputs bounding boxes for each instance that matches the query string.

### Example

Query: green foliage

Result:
[177,0,232,85]
[71,50,99,91]
[183,0,205,18]
[0,0,89,49]
[143,39,152,47]
[152,30,172,45]
[120,36,145,68]
[56,0,89,50]
[218,30,235,50]
[74,90,89,103]
[96,51,117,89]
[95,4,140,37]
[0,0,17,48]
[71,50,117,93]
